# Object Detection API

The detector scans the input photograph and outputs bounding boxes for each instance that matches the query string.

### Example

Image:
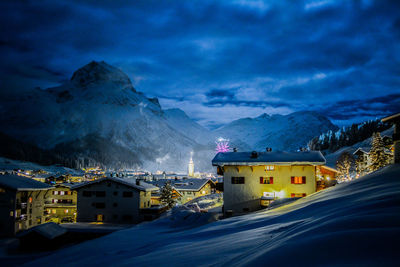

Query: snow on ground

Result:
[0,157,83,176]
[25,165,400,266]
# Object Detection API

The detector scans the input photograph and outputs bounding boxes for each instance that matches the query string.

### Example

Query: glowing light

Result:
[275,190,285,198]
[216,137,230,153]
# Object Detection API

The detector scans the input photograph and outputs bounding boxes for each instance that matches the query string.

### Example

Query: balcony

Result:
[16,202,27,209]
[15,215,27,221]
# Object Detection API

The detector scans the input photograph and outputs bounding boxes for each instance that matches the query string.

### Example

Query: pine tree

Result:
[159,181,176,209]
[369,132,388,172]
[355,154,369,177]
[336,151,355,182]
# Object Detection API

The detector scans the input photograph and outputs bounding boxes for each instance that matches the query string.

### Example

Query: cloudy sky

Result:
[1,0,399,128]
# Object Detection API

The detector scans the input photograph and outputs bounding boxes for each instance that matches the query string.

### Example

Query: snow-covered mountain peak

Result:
[70,61,136,92]
[256,113,271,119]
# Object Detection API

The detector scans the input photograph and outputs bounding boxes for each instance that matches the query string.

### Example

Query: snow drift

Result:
[26,164,400,266]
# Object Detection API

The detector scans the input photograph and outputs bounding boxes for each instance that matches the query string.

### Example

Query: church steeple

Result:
[188,152,194,177]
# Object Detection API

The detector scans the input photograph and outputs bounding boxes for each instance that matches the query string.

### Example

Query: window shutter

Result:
[260,177,263,184]
[270,177,274,184]
[291,176,294,184]
[302,176,306,184]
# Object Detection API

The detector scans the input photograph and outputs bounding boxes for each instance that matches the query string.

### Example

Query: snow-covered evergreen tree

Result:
[355,155,369,177]
[369,132,388,172]
[336,151,355,182]
[159,181,176,209]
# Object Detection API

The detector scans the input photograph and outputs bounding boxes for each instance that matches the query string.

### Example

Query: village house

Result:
[150,187,183,206]
[212,151,327,216]
[316,165,338,191]
[73,177,157,224]
[149,178,215,204]
[353,143,394,176]
[44,183,77,223]
[0,174,52,237]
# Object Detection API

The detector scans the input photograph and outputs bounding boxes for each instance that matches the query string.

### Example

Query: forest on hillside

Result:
[308,119,392,153]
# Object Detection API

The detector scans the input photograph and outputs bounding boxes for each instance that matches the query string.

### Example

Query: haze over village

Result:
[0,0,400,266]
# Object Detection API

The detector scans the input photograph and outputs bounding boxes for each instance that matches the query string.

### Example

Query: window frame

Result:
[231,176,245,184]
[291,176,306,184]
[259,177,274,184]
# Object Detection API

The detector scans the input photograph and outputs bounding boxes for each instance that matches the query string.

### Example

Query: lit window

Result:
[260,177,274,184]
[202,190,206,194]
[54,191,58,195]
[291,193,306,198]
[65,209,69,213]
[60,191,65,195]
[10,211,14,217]
[265,165,275,171]
[28,197,32,203]
[291,176,306,184]
[52,209,56,214]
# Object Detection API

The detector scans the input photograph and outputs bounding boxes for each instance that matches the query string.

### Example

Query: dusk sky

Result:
[1,0,399,128]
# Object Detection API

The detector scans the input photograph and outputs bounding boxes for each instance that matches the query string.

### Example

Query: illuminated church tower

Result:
[188,152,194,177]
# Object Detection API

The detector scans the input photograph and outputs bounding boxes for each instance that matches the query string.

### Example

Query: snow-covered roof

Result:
[212,151,326,166]
[72,177,158,192]
[17,222,67,239]
[149,178,213,192]
[0,174,52,191]
[353,147,371,154]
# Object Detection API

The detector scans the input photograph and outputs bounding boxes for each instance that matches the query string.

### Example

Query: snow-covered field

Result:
[0,157,83,176]
[25,165,400,266]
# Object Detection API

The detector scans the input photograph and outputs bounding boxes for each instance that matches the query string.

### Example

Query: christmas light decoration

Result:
[216,137,230,153]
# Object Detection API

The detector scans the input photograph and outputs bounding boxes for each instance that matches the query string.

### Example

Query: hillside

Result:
[25,164,400,266]
[324,127,394,168]
[214,111,338,151]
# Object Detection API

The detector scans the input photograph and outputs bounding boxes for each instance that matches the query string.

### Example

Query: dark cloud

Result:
[0,0,399,127]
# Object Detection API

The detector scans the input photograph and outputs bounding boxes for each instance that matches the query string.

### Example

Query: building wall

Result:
[76,180,151,224]
[0,188,16,237]
[178,182,213,203]
[223,165,317,214]
[15,190,47,234]
[45,186,77,223]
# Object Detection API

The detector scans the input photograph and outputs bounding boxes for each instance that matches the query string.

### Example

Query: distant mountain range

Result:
[0,61,338,171]
[215,111,338,152]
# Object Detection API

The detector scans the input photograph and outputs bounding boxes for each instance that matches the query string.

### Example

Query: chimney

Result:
[266,147,272,152]
[233,148,237,152]
[251,151,259,158]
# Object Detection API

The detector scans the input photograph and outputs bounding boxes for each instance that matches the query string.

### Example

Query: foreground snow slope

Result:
[28,165,400,266]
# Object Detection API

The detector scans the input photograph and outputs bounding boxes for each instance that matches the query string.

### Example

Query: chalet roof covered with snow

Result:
[212,151,326,166]
[17,222,67,239]
[149,178,213,192]
[71,177,158,192]
[0,174,52,191]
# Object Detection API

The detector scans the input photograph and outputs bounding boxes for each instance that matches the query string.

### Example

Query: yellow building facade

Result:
[212,151,326,216]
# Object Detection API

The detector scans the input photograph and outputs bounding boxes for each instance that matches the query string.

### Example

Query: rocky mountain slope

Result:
[0,61,209,171]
